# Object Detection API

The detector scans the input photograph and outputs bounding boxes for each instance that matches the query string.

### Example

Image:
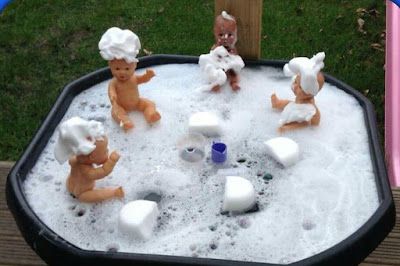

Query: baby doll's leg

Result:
[211,85,221,92]
[78,187,124,203]
[227,70,240,91]
[111,103,134,130]
[136,98,161,123]
[279,122,309,133]
[271,94,291,110]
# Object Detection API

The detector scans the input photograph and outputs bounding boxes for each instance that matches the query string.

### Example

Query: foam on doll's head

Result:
[283,52,325,96]
[221,11,235,21]
[54,117,105,164]
[99,27,141,63]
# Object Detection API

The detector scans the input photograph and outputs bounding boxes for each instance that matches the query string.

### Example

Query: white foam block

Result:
[188,112,221,137]
[264,137,299,167]
[222,176,256,212]
[118,200,159,240]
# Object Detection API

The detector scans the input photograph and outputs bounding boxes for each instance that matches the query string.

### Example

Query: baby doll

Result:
[99,27,161,131]
[271,52,325,132]
[210,11,243,92]
[199,45,244,92]
[54,117,124,203]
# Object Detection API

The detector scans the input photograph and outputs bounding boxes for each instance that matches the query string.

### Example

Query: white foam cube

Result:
[264,137,299,167]
[118,200,159,240]
[222,176,256,212]
[188,112,221,137]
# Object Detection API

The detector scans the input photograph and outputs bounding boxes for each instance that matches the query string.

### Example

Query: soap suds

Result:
[24,64,379,264]
[199,46,244,90]
[99,27,141,63]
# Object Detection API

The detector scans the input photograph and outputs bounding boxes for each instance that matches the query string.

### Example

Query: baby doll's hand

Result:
[146,69,155,79]
[109,151,120,163]
[271,93,278,108]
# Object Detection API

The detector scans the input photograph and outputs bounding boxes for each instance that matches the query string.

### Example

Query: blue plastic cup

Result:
[211,142,227,163]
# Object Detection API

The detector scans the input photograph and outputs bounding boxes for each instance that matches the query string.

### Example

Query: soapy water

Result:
[24,64,379,264]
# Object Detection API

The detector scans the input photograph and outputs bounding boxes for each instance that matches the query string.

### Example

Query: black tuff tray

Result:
[6,55,396,266]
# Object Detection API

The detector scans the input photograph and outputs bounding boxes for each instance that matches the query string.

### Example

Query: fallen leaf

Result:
[143,48,153,55]
[381,30,386,39]
[368,8,380,17]
[356,8,367,15]
[357,18,366,34]
[370,43,384,52]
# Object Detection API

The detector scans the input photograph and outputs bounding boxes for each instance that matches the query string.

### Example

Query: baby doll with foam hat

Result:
[54,117,124,203]
[199,11,244,92]
[99,27,161,131]
[271,52,325,132]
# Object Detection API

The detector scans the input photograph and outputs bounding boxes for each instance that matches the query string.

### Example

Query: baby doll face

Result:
[214,17,237,49]
[109,59,137,82]
[83,137,109,164]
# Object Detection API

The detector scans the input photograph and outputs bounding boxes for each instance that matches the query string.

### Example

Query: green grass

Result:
[0,0,385,160]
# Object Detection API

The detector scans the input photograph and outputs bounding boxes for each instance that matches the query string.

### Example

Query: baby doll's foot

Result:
[231,82,240,91]
[271,93,278,108]
[278,126,286,134]
[114,187,125,198]
[211,85,221,92]
[148,111,161,123]
[120,120,134,131]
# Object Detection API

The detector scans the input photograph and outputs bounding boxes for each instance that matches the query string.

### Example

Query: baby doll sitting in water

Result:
[54,117,124,203]
[271,52,325,132]
[99,27,161,131]
[199,11,244,92]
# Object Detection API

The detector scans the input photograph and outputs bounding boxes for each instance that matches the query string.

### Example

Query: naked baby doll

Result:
[210,11,242,92]
[271,52,325,132]
[99,27,161,131]
[54,117,124,203]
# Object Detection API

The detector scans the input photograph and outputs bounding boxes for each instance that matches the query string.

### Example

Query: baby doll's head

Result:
[214,11,237,50]
[284,52,326,97]
[109,59,136,82]
[54,117,106,164]
[292,72,325,100]
[99,27,141,64]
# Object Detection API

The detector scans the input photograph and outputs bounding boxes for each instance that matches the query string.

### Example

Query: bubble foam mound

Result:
[99,27,141,63]
[24,63,379,264]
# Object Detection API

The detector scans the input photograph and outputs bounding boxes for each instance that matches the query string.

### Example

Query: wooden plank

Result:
[1,162,399,265]
[215,0,262,59]
[0,162,46,266]
[360,188,400,266]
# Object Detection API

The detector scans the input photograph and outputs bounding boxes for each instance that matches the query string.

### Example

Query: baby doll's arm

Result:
[136,69,155,84]
[310,108,321,126]
[85,152,120,180]
[108,80,118,105]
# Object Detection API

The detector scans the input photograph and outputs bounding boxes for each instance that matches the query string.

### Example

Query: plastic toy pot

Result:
[212,142,227,163]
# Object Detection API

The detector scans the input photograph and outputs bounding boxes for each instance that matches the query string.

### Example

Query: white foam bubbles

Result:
[23,63,379,264]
